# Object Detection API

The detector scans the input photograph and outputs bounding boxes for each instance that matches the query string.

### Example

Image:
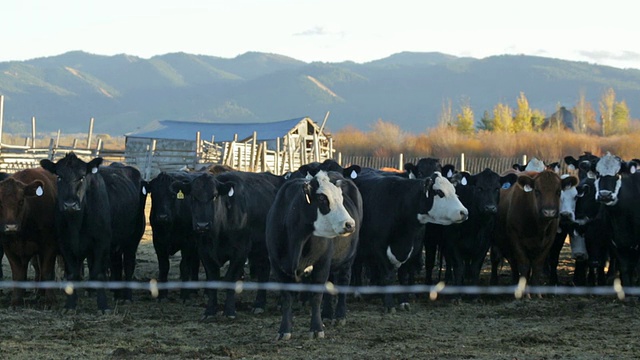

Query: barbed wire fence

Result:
[0,278,637,302]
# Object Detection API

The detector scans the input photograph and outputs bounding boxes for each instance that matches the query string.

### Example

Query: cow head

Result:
[296,160,361,181]
[147,172,182,225]
[593,152,632,206]
[171,173,234,234]
[517,170,563,219]
[304,170,356,237]
[565,152,600,180]
[405,157,441,179]
[0,177,45,235]
[417,172,468,225]
[455,168,516,216]
[558,174,581,222]
[40,153,102,214]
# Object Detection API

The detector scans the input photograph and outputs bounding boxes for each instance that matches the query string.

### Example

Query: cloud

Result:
[294,26,345,37]
[578,50,640,63]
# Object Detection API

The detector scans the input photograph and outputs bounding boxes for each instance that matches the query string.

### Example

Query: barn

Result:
[124,116,334,179]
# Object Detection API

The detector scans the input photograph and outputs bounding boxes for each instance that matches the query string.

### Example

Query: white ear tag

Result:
[523,184,533,193]
[228,187,234,197]
[631,166,637,174]
[425,190,429,198]
[142,186,147,195]
[176,190,184,200]
[350,170,357,179]
[305,193,311,204]
[91,167,98,174]
[587,171,596,179]
[447,169,453,178]
[461,177,467,186]
[36,186,44,197]
[567,164,576,171]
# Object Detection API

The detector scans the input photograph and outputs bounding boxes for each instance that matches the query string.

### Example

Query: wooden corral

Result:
[124,116,334,180]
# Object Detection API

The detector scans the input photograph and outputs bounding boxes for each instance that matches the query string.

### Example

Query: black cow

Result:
[100,162,147,302]
[592,152,640,286]
[564,152,600,181]
[404,157,442,179]
[171,170,284,319]
[352,170,468,312]
[441,168,517,287]
[41,153,112,312]
[146,171,202,301]
[0,171,11,279]
[267,170,360,340]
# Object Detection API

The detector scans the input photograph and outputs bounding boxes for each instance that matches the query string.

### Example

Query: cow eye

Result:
[317,194,329,205]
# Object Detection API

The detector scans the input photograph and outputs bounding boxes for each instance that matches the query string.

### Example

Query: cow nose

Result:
[560,211,573,219]
[597,190,613,202]
[460,209,469,221]
[484,205,497,214]
[343,220,355,234]
[195,222,211,232]
[542,209,558,218]
[2,224,19,233]
[63,201,80,212]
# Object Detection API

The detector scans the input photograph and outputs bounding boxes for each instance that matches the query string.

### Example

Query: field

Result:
[2,199,640,359]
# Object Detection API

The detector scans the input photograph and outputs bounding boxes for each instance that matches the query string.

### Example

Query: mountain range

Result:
[1,50,640,136]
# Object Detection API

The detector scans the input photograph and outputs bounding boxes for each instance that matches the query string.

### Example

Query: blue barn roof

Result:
[125,117,312,142]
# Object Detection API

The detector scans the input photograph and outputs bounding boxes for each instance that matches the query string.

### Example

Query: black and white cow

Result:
[564,152,600,181]
[146,171,202,301]
[171,170,284,319]
[41,153,113,312]
[592,152,640,286]
[267,170,360,340]
[352,170,468,311]
[441,168,517,287]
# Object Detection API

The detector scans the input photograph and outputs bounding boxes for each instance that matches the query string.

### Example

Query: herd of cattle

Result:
[0,151,638,339]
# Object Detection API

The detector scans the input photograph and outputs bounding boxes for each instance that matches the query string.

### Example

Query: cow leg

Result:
[198,242,221,319]
[489,246,502,285]
[87,252,111,314]
[110,250,124,301]
[397,262,413,310]
[277,290,294,340]
[222,256,247,318]
[39,242,59,308]
[62,257,82,312]
[330,264,353,324]
[423,236,437,285]
[5,252,29,306]
[153,234,171,300]
[573,259,588,286]
[0,246,4,279]
[308,258,330,339]
[178,249,198,302]
[122,243,138,303]
[546,233,566,285]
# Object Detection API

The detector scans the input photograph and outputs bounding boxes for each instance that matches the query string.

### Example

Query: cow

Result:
[490,169,576,286]
[591,152,640,286]
[0,168,58,307]
[40,153,112,312]
[352,170,468,312]
[512,158,560,173]
[266,170,360,340]
[171,170,285,319]
[441,168,517,287]
[564,152,600,180]
[0,171,11,280]
[100,162,147,302]
[146,171,202,301]
[404,157,442,179]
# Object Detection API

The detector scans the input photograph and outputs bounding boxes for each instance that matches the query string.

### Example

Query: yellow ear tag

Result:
[177,190,184,200]
[305,193,311,204]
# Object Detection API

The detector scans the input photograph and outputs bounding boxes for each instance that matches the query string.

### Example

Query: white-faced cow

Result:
[352,170,467,311]
[146,171,202,301]
[441,168,517,287]
[0,168,58,307]
[591,152,640,286]
[267,170,360,340]
[171,170,284,319]
[491,169,576,286]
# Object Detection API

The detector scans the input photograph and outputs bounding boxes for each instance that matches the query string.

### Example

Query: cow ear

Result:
[40,159,57,175]
[303,181,313,204]
[518,175,535,192]
[561,175,579,189]
[564,156,578,169]
[170,180,191,199]
[501,173,518,188]
[512,163,524,171]
[24,180,45,197]
[577,184,589,197]
[454,172,471,186]
[219,182,235,197]
[548,162,560,174]
[344,165,361,179]
[441,164,456,179]
[423,176,434,197]
[298,164,311,178]
[578,161,594,174]
[87,157,103,174]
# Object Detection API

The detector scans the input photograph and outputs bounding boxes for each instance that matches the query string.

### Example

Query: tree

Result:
[478,110,495,131]
[599,88,616,136]
[531,109,546,132]
[512,92,533,132]
[610,100,630,135]
[438,99,454,127]
[492,102,513,132]
[455,101,475,135]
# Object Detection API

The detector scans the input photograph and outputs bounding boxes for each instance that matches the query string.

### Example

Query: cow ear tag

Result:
[36,186,44,197]
[142,186,147,195]
[523,184,533,193]
[228,187,234,197]
[461,177,467,186]
[447,169,454,178]
[631,165,637,174]
[587,171,596,179]
[176,190,184,200]
[91,167,98,174]
[350,170,358,179]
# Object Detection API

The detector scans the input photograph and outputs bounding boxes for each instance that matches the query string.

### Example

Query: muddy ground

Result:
[2,201,640,359]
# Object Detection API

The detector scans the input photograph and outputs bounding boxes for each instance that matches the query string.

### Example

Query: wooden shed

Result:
[124,116,334,179]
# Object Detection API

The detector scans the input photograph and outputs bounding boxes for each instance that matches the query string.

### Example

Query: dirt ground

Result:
[2,199,640,360]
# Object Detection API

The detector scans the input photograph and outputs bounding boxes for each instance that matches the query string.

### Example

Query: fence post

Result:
[48,138,55,160]
[276,137,281,175]
[337,152,342,166]
[144,139,156,181]
[522,154,527,166]
[398,153,404,171]
[31,116,36,149]
[460,153,465,172]
[195,131,201,169]
[87,117,94,149]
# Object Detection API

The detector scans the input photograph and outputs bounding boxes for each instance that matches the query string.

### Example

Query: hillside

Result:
[1,51,640,135]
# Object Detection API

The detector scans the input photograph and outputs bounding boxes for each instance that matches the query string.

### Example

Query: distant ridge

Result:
[1,50,639,135]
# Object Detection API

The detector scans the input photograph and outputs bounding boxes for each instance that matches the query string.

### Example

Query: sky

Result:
[3,0,640,70]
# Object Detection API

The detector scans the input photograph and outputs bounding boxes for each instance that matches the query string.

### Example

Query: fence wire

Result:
[0,279,636,300]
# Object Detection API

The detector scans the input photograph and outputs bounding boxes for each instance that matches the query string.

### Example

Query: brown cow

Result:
[0,167,58,307]
[490,169,577,286]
